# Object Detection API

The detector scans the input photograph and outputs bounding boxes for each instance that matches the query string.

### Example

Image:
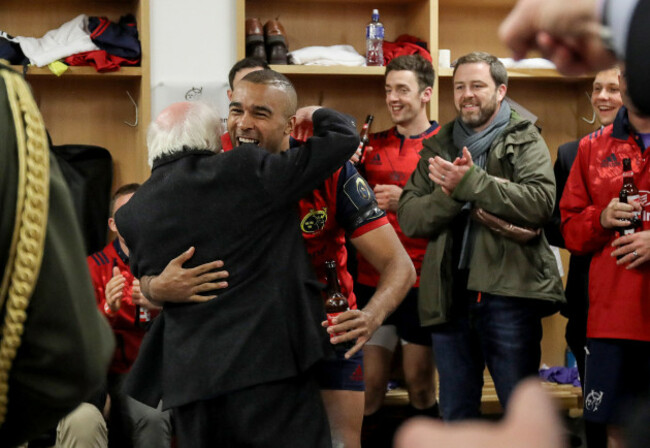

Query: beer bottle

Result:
[618,158,642,237]
[354,115,374,166]
[129,268,151,328]
[134,303,151,328]
[324,260,354,351]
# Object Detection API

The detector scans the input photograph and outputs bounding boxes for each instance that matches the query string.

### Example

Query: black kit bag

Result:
[50,143,113,255]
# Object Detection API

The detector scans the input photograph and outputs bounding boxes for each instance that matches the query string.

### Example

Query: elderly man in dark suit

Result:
[115,70,358,447]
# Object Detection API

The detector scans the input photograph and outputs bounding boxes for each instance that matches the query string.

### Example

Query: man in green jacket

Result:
[397,52,564,421]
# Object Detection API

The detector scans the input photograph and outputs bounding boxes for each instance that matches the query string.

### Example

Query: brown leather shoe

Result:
[245,18,266,61]
[264,19,288,64]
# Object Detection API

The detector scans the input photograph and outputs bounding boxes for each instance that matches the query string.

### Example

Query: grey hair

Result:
[147,101,223,167]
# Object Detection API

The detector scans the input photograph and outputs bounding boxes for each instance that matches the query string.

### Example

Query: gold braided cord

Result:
[0,68,49,428]
[0,72,27,312]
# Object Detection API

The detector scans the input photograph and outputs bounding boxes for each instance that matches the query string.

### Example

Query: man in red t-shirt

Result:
[356,55,440,429]
[87,184,171,448]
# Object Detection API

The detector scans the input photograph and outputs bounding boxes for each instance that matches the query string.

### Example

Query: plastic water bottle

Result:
[365,9,384,66]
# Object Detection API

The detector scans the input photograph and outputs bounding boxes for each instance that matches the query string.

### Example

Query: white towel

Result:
[289,45,365,66]
[14,14,99,67]
[498,57,557,70]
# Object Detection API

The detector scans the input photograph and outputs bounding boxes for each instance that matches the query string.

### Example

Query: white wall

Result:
[150,0,236,121]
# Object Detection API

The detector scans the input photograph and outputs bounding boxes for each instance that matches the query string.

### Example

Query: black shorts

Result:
[355,284,432,346]
[315,348,365,391]
[583,338,650,424]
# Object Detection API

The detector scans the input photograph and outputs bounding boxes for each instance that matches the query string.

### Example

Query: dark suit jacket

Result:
[115,108,358,409]
[626,0,650,116]
[544,139,591,321]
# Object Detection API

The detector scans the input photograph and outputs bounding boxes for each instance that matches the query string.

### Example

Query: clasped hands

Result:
[428,146,473,195]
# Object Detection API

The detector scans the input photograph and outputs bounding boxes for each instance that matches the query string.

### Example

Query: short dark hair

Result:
[228,57,270,89]
[385,55,435,92]
[240,69,298,116]
[453,51,508,87]
[110,183,140,216]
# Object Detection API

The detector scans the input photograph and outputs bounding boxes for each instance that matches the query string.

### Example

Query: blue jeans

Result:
[431,292,555,421]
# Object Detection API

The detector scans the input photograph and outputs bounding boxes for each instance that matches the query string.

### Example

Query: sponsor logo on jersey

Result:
[600,153,620,168]
[350,364,364,382]
[367,153,382,165]
[585,389,604,412]
[356,177,371,201]
[300,208,328,233]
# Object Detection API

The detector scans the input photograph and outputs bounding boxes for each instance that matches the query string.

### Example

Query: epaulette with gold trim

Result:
[0,62,50,427]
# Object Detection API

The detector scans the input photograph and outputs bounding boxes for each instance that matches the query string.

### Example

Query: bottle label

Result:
[140,307,152,323]
[326,312,344,338]
[366,25,384,40]
[623,171,634,178]
[628,194,642,221]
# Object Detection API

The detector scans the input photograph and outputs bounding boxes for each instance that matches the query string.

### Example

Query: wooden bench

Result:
[384,375,583,415]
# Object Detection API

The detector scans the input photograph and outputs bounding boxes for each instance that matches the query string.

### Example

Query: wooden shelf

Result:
[438,67,592,80]
[13,65,143,78]
[252,0,423,3]
[7,0,151,186]
[270,64,385,76]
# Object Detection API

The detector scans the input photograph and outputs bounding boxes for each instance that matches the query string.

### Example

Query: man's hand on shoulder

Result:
[293,105,322,141]
[141,247,229,304]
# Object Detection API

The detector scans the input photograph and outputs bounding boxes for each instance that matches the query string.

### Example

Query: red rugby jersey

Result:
[87,239,147,374]
[357,123,439,287]
[221,132,388,308]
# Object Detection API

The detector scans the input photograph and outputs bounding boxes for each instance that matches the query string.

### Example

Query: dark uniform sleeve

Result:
[0,64,114,447]
[258,108,359,206]
[335,161,386,233]
[544,140,579,248]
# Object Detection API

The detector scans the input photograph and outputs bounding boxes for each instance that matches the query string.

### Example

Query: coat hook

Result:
[124,91,138,127]
[581,91,596,124]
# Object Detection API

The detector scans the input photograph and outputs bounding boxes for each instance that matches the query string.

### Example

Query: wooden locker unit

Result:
[236,0,437,130]
[4,0,151,186]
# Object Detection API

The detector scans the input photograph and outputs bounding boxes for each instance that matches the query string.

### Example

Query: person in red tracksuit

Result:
[87,183,171,448]
[356,55,440,431]
[560,74,650,448]
[141,69,416,448]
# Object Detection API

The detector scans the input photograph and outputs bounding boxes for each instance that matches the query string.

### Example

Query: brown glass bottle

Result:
[619,158,642,237]
[354,115,374,166]
[324,260,354,351]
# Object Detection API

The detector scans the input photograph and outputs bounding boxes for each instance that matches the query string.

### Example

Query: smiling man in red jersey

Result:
[355,55,441,435]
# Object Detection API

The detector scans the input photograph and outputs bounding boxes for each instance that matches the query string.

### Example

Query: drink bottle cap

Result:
[372,9,379,19]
